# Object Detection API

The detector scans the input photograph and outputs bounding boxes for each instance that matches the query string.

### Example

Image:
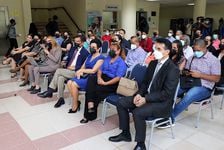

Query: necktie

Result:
[68,49,78,67]
[147,62,162,93]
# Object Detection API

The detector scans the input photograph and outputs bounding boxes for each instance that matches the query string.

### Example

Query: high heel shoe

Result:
[68,101,81,113]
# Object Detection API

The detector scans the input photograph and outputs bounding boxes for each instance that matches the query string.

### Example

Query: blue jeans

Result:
[172,86,212,122]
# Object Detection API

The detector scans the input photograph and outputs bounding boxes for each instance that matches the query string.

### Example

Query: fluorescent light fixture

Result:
[187,3,195,6]
[146,0,160,1]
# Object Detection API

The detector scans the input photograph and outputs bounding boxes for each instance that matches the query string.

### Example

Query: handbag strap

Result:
[189,57,195,70]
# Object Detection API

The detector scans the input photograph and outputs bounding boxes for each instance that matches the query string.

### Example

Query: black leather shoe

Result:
[37,91,47,96]
[54,98,65,108]
[30,88,41,94]
[68,101,81,113]
[80,118,89,124]
[108,132,131,142]
[38,91,53,98]
[27,86,35,91]
[133,144,146,150]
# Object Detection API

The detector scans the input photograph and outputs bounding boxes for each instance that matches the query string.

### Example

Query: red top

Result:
[102,35,111,42]
[140,37,153,52]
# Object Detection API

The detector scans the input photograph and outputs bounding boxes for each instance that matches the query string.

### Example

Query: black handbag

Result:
[180,57,202,89]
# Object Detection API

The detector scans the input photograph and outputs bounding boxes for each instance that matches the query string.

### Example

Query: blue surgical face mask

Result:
[194,51,204,58]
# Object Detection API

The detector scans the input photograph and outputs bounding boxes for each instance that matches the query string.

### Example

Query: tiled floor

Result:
[0,59,224,150]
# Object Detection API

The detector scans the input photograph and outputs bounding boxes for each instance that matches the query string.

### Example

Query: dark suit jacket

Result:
[66,46,89,71]
[137,59,179,118]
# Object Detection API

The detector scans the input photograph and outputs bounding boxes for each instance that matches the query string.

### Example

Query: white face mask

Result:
[105,32,109,35]
[180,40,185,46]
[131,44,137,50]
[153,49,164,60]
[175,35,180,40]
[168,33,172,37]
[142,35,147,39]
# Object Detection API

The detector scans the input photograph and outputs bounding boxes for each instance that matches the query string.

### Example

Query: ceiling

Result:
[145,0,224,6]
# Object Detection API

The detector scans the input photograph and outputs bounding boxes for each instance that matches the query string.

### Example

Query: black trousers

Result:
[84,74,118,120]
[5,38,18,57]
[117,96,155,142]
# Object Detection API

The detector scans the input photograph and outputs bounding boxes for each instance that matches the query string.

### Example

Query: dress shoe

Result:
[27,86,35,91]
[37,91,48,97]
[80,118,89,124]
[30,88,41,94]
[54,98,65,108]
[19,81,29,87]
[38,91,53,98]
[68,101,81,113]
[109,132,131,142]
[133,144,146,150]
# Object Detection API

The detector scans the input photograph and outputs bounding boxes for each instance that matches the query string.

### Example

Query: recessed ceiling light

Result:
[187,3,195,6]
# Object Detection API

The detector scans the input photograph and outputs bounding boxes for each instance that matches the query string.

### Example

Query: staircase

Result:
[35,22,73,36]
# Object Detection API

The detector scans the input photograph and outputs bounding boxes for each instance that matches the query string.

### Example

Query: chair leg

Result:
[101,100,108,125]
[169,117,175,139]
[220,93,224,110]
[195,103,203,128]
[210,98,214,119]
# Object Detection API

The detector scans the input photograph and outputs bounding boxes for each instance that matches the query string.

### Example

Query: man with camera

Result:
[159,39,221,128]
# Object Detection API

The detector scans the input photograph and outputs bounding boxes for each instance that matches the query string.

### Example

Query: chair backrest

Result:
[129,64,147,87]
[101,41,109,54]
[172,81,180,109]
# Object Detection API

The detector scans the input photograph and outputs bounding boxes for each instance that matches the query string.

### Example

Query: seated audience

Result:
[3,35,34,78]
[182,35,194,60]
[109,38,179,150]
[160,39,221,128]
[67,39,104,113]
[166,29,176,43]
[171,40,186,71]
[119,28,131,50]
[175,30,183,40]
[54,31,64,46]
[102,29,111,42]
[61,32,73,61]
[38,35,89,108]
[205,35,217,57]
[80,43,127,123]
[140,31,153,52]
[28,36,62,94]
[212,31,221,50]
[125,36,147,71]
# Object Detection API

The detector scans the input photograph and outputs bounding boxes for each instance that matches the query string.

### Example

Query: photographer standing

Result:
[28,36,62,94]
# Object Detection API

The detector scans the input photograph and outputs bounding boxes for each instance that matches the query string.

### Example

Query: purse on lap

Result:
[116,77,138,96]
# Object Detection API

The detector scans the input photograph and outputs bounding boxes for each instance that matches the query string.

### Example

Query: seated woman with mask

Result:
[67,39,104,113]
[80,43,127,123]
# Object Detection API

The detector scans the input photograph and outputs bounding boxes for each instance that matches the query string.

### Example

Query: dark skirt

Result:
[84,74,118,120]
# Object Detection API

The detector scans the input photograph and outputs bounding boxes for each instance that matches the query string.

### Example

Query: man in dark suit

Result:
[109,38,179,150]
[38,35,89,108]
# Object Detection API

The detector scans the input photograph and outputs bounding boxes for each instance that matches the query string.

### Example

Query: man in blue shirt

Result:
[125,36,147,71]
[54,31,64,46]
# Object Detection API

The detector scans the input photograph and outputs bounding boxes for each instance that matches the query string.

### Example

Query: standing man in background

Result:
[5,19,19,59]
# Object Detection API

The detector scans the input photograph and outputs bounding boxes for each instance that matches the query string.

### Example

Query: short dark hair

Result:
[10,19,15,24]
[156,38,172,51]
[194,39,206,48]
[90,38,102,49]
[88,30,93,34]
[74,35,86,42]
[119,28,126,34]
[53,15,58,20]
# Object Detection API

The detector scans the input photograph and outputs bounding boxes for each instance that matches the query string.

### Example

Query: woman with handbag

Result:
[67,39,104,113]
[80,43,127,123]
[27,36,62,94]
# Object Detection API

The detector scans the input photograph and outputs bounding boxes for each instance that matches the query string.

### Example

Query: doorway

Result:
[102,11,119,30]
[0,6,9,56]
